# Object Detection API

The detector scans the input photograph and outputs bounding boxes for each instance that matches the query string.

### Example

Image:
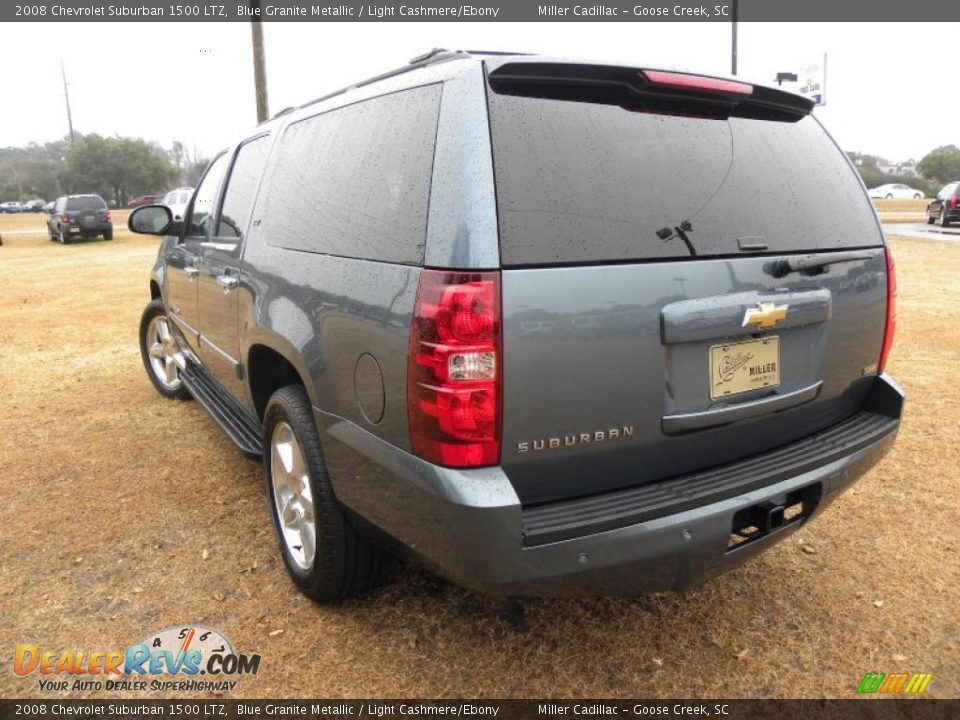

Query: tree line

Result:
[0,135,209,206]
[848,145,960,196]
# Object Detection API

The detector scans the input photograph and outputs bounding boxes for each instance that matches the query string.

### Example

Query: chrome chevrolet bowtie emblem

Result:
[742,301,789,330]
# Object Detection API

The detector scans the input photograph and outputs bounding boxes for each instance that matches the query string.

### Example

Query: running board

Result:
[180,363,263,455]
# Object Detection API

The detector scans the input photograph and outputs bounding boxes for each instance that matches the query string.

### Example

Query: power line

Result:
[60,58,76,144]
[250,0,269,123]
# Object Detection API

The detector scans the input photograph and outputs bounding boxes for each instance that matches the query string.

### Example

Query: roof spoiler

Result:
[487,62,814,122]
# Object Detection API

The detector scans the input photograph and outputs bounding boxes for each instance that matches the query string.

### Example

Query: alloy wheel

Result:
[270,421,316,571]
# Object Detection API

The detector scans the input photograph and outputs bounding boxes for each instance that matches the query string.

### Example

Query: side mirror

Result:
[129,204,177,236]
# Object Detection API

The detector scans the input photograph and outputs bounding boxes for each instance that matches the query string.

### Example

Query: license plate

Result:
[709,336,780,401]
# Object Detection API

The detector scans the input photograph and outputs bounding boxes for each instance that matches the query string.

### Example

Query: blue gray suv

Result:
[130,50,903,602]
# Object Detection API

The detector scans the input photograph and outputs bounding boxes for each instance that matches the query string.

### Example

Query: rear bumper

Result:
[319,374,904,597]
[65,222,112,234]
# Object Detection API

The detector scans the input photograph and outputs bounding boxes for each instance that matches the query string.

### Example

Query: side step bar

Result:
[180,363,263,455]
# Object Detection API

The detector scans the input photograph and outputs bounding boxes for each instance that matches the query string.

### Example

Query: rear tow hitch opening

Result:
[727,483,822,551]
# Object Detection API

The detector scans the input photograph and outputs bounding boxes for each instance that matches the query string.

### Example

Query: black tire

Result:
[927,213,935,225]
[263,384,389,603]
[885,194,893,199]
[913,193,922,200]
[138,299,190,400]
[58,227,69,244]
[940,209,951,228]
[103,228,113,241]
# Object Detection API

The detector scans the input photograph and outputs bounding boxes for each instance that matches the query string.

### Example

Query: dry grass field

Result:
[872,198,929,223]
[0,215,957,699]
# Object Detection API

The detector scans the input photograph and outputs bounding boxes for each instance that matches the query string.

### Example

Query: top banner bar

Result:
[5,0,960,22]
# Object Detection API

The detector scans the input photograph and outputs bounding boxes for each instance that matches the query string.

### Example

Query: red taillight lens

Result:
[103,209,111,220]
[878,246,897,373]
[641,69,753,96]
[59,213,70,223]
[950,197,958,210]
[408,269,501,468]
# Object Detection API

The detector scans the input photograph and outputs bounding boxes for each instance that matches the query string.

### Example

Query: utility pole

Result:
[250,0,269,123]
[60,59,76,144]
[730,0,738,76]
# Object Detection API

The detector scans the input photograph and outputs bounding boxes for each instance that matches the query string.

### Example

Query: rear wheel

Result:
[58,227,69,244]
[940,209,951,228]
[913,193,922,200]
[885,193,893,199]
[139,299,190,399]
[263,385,389,603]
[103,228,113,241]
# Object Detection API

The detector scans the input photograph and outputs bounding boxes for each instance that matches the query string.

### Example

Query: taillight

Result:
[878,246,897,373]
[950,197,958,210]
[641,69,753,96]
[103,209,112,220]
[59,213,70,223]
[408,269,501,468]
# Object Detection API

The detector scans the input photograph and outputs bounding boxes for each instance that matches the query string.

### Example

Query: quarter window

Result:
[260,84,442,264]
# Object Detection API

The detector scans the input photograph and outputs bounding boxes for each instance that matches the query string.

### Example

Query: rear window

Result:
[66,196,106,211]
[487,89,882,266]
[261,84,442,264]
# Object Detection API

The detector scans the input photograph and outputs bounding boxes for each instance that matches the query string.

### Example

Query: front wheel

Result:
[885,194,893,199]
[913,193,922,200]
[139,299,190,399]
[263,385,389,603]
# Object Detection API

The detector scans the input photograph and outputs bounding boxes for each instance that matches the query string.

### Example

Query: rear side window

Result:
[261,84,442,264]
[217,135,272,239]
[487,88,882,266]
[66,196,106,211]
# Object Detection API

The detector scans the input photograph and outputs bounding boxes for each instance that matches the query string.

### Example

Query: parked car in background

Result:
[0,201,22,213]
[42,201,54,213]
[47,194,113,242]
[868,183,924,200]
[927,181,959,227]
[129,194,158,208]
[130,51,903,603]
[160,187,193,220]
[23,199,46,212]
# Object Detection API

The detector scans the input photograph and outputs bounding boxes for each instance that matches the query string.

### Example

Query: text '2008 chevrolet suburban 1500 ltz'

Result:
[130,49,903,603]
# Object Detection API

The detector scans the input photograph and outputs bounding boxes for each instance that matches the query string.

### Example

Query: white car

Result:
[160,187,194,220]
[0,201,23,213]
[868,183,924,200]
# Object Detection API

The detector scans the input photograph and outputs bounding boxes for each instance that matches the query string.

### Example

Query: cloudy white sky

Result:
[1,22,957,162]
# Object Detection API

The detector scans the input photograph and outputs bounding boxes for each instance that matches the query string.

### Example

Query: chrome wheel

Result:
[270,421,316,571]
[146,315,183,390]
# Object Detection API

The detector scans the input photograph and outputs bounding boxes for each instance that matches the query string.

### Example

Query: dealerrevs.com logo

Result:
[14,625,261,693]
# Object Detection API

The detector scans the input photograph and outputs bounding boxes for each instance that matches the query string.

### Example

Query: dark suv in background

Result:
[927,181,959,227]
[48,194,113,242]
[130,50,903,603]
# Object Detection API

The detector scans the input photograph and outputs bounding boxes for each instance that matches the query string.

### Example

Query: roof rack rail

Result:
[299,48,473,110]
[463,49,531,56]
[272,106,296,119]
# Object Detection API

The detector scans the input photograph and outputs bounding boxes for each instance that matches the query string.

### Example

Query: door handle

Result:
[185,266,199,280]
[216,275,239,291]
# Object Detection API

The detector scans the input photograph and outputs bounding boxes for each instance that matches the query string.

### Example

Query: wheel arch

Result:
[246,341,314,421]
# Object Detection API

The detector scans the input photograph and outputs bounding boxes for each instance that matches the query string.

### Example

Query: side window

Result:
[261,84,442,264]
[216,135,272,239]
[185,154,230,238]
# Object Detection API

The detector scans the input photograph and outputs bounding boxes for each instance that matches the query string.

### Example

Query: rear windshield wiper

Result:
[768,250,875,278]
